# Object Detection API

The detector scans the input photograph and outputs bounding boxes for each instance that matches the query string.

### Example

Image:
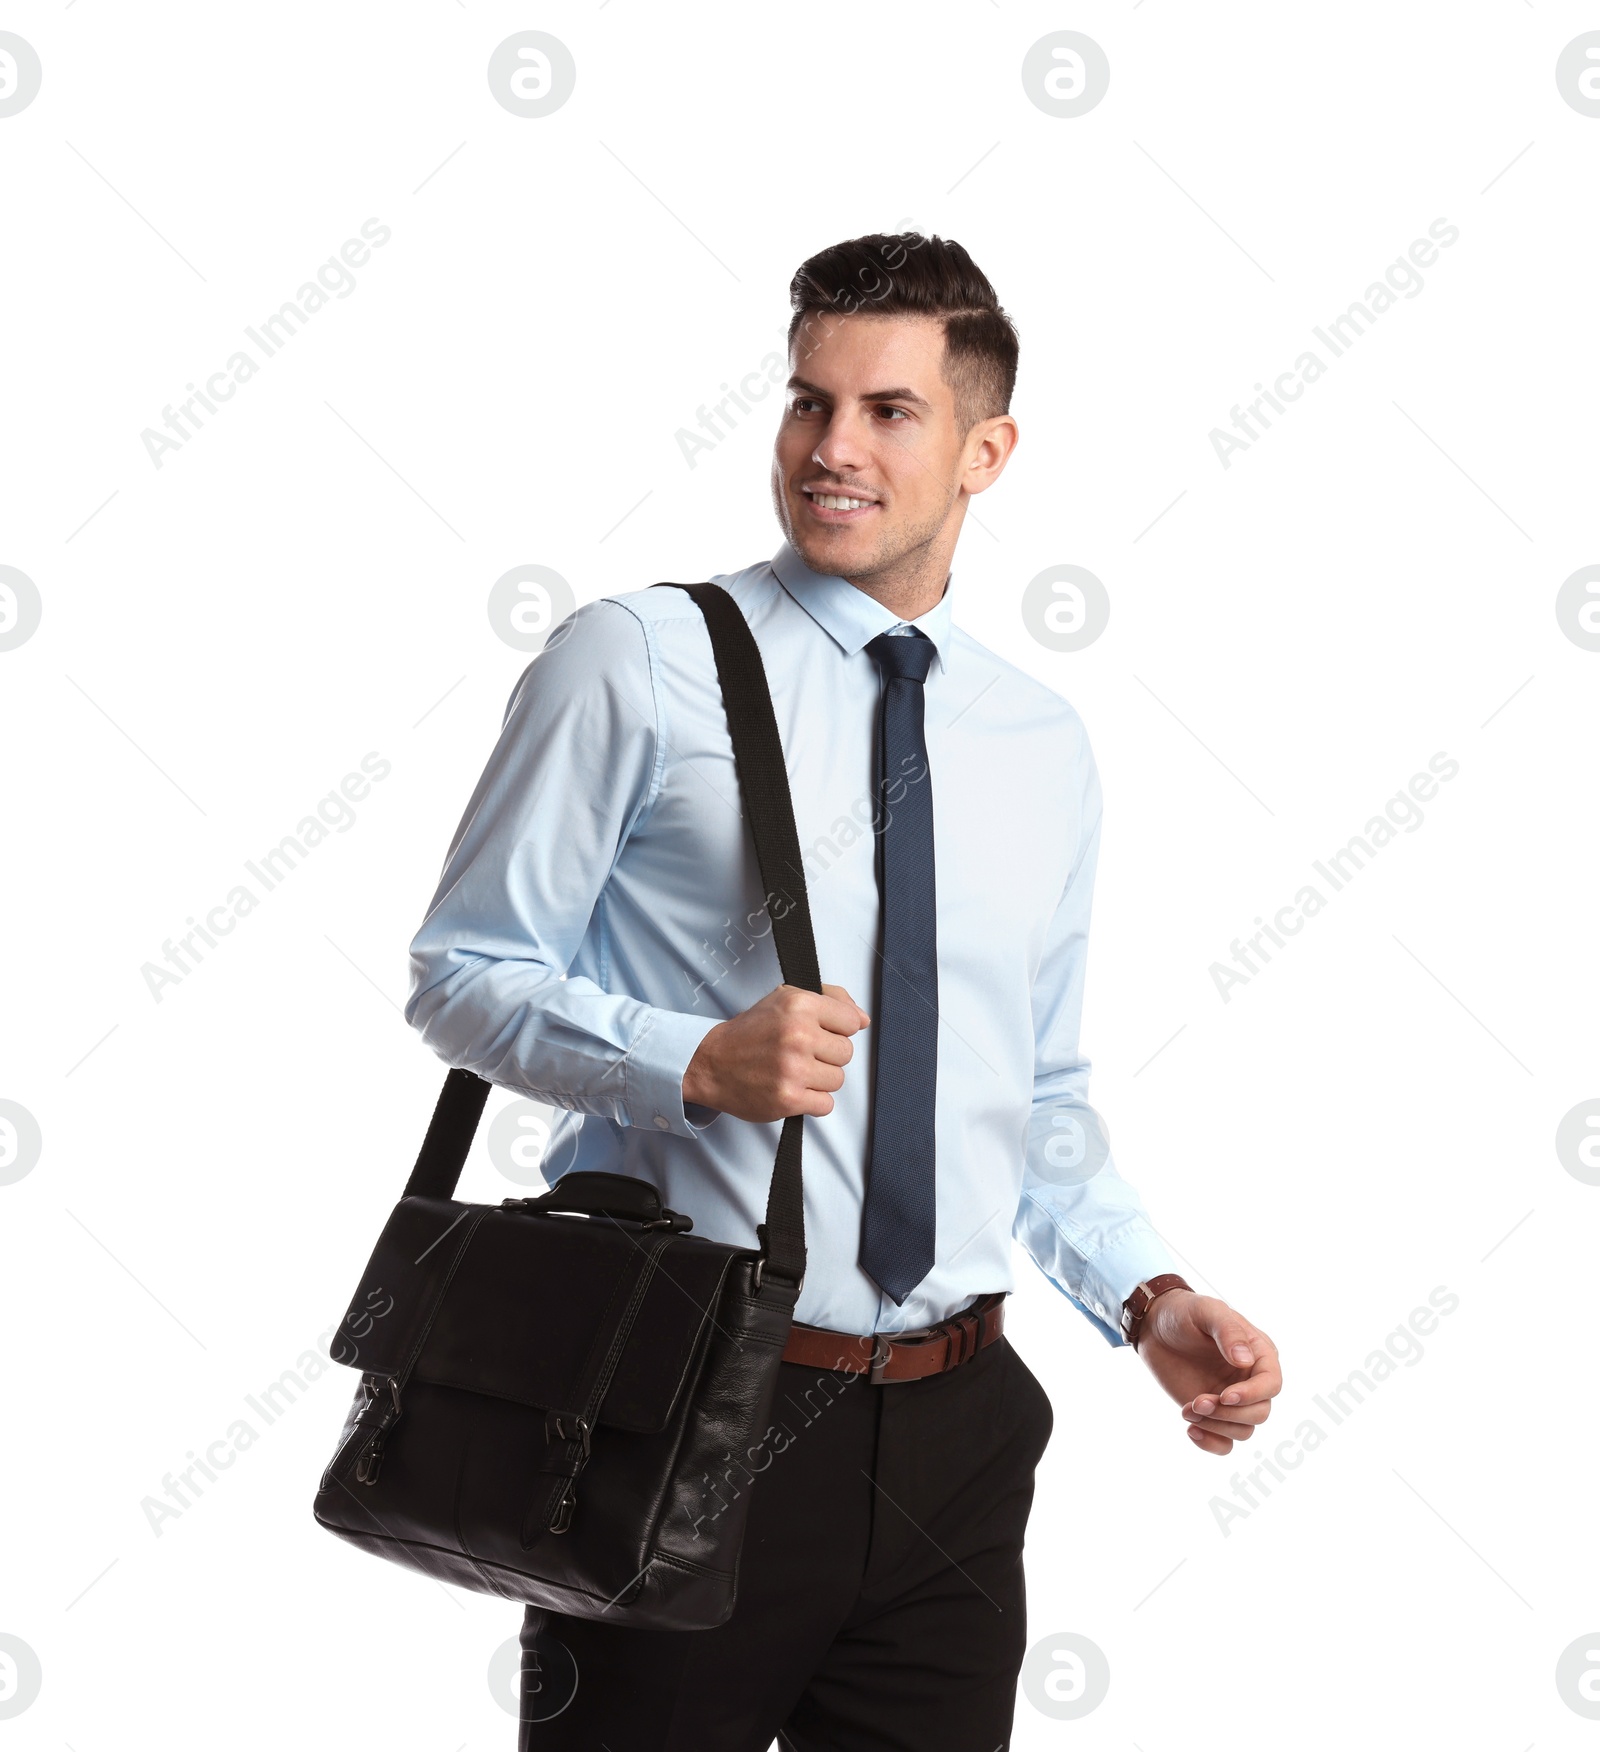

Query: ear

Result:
[962,413,1020,496]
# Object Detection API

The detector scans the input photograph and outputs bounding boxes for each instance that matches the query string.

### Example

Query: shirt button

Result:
[653,1115,670,1131]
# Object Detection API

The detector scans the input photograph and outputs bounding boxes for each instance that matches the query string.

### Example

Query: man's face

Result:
[770,313,1013,587]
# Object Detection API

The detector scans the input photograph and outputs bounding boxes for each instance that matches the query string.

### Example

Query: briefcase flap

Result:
[330,1196,746,1434]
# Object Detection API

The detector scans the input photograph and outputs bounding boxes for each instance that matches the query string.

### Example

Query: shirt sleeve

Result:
[1014,730,1179,1347]
[404,597,721,1139]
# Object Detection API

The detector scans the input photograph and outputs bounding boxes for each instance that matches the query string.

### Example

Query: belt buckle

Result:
[868,1335,894,1385]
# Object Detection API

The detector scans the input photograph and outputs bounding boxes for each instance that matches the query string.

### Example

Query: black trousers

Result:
[518,1332,1054,1751]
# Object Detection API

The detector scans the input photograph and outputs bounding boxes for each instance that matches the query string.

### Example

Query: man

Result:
[406,232,1281,1750]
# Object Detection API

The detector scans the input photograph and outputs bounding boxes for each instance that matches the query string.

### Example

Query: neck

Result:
[842,534,955,623]
[846,578,948,625]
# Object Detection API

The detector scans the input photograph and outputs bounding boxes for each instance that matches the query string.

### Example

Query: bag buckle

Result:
[542,1414,592,1534]
[544,1412,591,1459]
[751,1223,805,1297]
[354,1377,402,1485]
[365,1376,402,1418]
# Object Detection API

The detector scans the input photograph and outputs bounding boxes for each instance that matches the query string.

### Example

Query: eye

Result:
[875,404,910,422]
[790,396,823,415]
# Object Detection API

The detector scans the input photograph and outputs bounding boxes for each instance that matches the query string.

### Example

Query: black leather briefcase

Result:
[311,582,819,1630]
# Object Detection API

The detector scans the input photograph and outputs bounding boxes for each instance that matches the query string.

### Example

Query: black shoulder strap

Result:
[402,1069,491,1201]
[656,582,820,1286]
[403,582,819,1290]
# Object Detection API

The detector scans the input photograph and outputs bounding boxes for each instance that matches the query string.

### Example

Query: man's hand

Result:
[1134,1290,1282,1456]
[682,983,870,1122]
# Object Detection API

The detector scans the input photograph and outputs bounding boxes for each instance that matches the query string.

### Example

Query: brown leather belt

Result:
[780,1292,1007,1384]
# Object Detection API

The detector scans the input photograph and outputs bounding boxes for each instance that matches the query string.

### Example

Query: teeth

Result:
[810,493,874,510]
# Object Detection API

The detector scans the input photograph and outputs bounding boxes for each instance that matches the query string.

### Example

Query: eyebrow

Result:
[786,375,932,409]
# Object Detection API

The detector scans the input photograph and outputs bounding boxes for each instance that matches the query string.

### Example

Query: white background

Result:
[2,3,1597,1747]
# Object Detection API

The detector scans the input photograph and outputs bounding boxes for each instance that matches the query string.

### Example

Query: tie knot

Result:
[867,627,935,684]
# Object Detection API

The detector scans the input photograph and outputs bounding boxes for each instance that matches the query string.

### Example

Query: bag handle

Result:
[503,1169,682,1227]
[402,582,820,1290]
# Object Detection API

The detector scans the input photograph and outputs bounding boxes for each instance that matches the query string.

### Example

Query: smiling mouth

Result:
[801,486,880,518]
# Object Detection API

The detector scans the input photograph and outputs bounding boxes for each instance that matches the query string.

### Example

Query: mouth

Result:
[800,485,881,524]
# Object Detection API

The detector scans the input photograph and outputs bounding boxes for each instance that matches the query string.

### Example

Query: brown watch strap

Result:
[1120,1274,1192,1349]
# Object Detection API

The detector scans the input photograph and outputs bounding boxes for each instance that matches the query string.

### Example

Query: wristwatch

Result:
[1120,1274,1192,1350]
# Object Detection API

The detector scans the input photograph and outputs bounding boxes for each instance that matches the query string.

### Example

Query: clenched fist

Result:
[682,983,870,1122]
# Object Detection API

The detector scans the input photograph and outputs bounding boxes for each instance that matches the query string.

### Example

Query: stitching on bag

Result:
[647,1550,736,1582]
[557,1228,648,1412]
[317,1520,733,1602]
[722,1327,785,1346]
[629,1263,740,1565]
[529,1228,677,1536]
[331,1206,493,1486]
[396,1205,494,1388]
[450,1429,519,1601]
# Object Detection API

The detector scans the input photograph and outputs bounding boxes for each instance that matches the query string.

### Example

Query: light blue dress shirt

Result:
[406,543,1178,1342]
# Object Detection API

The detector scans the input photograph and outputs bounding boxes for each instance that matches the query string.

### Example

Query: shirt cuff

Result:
[622,1008,724,1138]
[1067,1222,1181,1348]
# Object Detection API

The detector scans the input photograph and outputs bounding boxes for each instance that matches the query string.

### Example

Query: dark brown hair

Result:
[785,232,1019,433]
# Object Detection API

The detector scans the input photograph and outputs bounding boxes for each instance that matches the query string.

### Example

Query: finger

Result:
[1199,1362,1283,1412]
[818,985,871,1034]
[810,1031,855,1068]
[805,1061,845,1094]
[1182,1409,1259,1441]
[1210,1318,1265,1375]
[1185,1396,1271,1430]
[1186,1425,1235,1457]
[1205,1318,1283,1394]
[1191,1378,1274,1415]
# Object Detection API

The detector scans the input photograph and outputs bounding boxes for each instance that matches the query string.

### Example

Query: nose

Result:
[811,411,872,480]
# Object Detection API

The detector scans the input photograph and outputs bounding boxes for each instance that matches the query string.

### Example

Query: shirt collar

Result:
[769,540,955,673]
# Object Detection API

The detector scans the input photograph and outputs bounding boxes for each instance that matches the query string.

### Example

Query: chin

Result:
[792,533,854,577]
[791,521,879,578]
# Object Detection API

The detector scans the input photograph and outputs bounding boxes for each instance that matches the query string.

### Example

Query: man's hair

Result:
[785,232,1019,434]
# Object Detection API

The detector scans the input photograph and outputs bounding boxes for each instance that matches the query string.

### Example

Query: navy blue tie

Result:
[859,628,938,1305]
